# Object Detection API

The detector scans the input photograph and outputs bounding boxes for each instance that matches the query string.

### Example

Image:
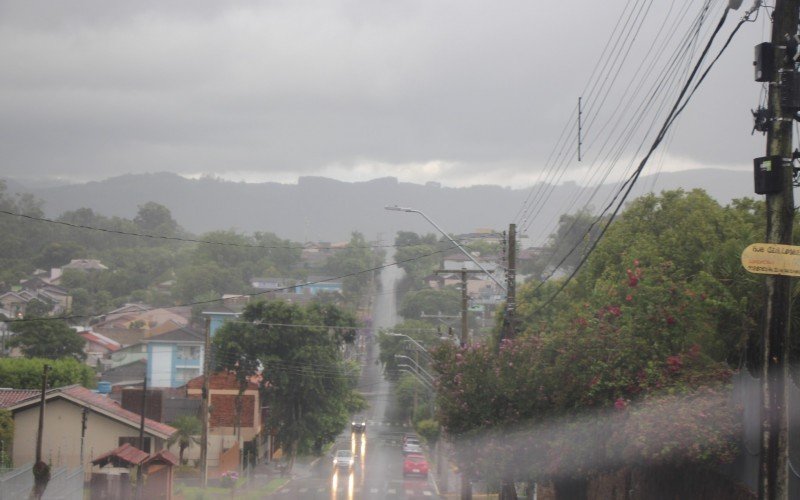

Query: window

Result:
[177,346,200,361]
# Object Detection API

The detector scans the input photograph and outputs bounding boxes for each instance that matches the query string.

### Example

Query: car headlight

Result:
[351,422,355,425]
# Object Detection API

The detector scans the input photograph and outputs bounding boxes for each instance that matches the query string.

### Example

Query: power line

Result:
[0,208,457,250]
[2,244,457,324]
[530,4,747,314]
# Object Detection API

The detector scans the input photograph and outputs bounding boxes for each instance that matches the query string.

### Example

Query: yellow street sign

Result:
[741,243,800,277]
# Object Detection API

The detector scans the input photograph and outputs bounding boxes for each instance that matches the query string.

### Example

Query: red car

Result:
[403,454,429,478]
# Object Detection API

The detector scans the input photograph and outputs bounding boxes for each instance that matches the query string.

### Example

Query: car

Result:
[402,442,423,455]
[403,454,429,477]
[351,415,366,433]
[332,449,355,469]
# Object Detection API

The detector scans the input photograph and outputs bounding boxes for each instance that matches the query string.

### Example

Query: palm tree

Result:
[166,415,201,465]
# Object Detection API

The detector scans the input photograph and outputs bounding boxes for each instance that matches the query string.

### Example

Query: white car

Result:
[333,449,355,469]
[402,443,423,455]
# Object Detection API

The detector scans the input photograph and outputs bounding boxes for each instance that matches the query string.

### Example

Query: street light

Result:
[386,332,432,359]
[384,205,507,292]
[397,365,435,390]
[394,354,435,383]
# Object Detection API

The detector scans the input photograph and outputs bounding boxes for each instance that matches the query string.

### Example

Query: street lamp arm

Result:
[397,365,435,391]
[394,354,435,382]
[385,206,507,291]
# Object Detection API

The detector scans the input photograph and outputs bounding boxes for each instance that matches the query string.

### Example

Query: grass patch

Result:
[174,477,290,499]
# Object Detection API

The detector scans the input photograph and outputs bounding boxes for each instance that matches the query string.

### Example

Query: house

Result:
[108,343,148,368]
[91,444,178,500]
[184,372,265,469]
[202,307,240,337]
[145,326,205,388]
[62,259,109,272]
[93,307,189,335]
[17,278,72,311]
[3,385,176,471]
[100,359,147,388]
[251,276,343,296]
[0,291,30,318]
[80,330,122,368]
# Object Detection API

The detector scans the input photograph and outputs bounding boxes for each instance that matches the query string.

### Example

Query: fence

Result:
[43,466,84,500]
[0,463,83,500]
[0,463,33,500]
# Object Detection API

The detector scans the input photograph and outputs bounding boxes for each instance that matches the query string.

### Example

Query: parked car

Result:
[403,454,429,477]
[402,442,423,455]
[351,415,366,433]
[333,449,355,469]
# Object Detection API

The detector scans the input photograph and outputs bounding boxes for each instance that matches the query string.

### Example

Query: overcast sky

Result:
[0,0,770,188]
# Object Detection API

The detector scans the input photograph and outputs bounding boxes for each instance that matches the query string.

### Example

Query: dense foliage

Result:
[433,189,763,488]
[0,357,96,389]
[9,319,86,361]
[0,181,316,318]
[212,300,365,468]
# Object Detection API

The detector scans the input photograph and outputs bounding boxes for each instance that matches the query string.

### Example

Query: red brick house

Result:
[184,372,264,470]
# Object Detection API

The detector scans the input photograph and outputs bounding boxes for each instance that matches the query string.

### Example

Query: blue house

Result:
[145,326,205,388]
[202,307,241,337]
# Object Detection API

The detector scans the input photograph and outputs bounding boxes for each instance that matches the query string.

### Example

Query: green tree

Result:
[324,232,382,307]
[134,202,179,237]
[399,288,460,321]
[521,208,605,278]
[0,409,12,468]
[9,319,86,361]
[166,415,201,465]
[393,232,443,286]
[212,300,363,470]
[0,358,95,389]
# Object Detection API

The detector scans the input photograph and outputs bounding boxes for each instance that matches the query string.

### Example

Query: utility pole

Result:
[437,267,482,500]
[499,224,518,500]
[135,375,148,500]
[31,364,51,500]
[200,316,211,488]
[436,268,484,347]
[501,224,517,344]
[759,1,799,498]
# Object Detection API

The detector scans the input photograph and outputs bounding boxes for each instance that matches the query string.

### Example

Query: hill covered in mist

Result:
[4,169,754,244]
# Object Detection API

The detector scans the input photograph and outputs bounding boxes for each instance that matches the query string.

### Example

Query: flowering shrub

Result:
[433,260,739,484]
[219,470,239,488]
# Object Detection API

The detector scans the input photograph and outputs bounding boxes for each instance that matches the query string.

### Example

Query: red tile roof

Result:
[0,389,39,408]
[9,385,176,439]
[92,443,149,467]
[145,449,179,466]
[80,331,121,352]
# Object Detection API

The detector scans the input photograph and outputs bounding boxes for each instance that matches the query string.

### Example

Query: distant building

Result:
[145,326,205,388]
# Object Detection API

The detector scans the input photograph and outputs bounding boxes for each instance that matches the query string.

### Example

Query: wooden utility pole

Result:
[31,364,51,500]
[200,316,211,488]
[501,223,517,344]
[437,267,483,500]
[760,1,799,498]
[436,268,484,347]
[135,375,148,499]
[499,226,518,498]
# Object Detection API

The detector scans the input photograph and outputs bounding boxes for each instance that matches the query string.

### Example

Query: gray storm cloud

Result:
[0,0,765,186]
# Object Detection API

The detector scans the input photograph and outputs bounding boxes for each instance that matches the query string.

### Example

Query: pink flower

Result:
[608,305,622,317]
[614,398,627,410]
[666,316,676,325]
[625,294,633,302]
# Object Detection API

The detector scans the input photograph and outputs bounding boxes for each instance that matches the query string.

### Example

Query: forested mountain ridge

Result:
[4,169,753,243]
